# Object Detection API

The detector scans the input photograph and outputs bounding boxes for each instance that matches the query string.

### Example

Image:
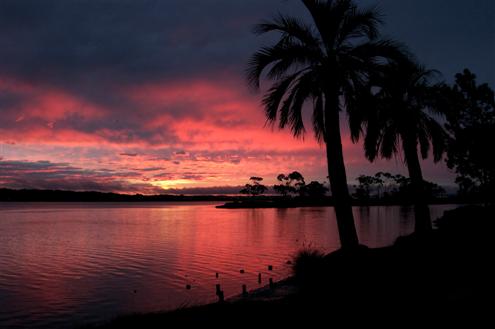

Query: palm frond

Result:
[363,118,381,161]
[279,86,298,129]
[253,13,321,50]
[348,39,411,67]
[337,5,382,44]
[246,41,319,90]
[344,80,371,142]
[417,123,431,159]
[424,116,447,162]
[302,0,352,51]
[288,72,318,137]
[380,123,398,159]
[262,73,301,125]
[313,94,326,143]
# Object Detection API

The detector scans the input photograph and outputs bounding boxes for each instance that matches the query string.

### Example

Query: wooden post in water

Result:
[269,278,274,289]
[217,290,224,303]
[242,284,248,297]
[258,273,262,284]
[215,284,224,303]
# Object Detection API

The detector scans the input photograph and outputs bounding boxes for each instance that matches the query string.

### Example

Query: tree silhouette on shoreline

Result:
[440,69,495,202]
[352,172,445,202]
[240,177,268,197]
[273,171,305,197]
[247,0,406,248]
[356,58,446,233]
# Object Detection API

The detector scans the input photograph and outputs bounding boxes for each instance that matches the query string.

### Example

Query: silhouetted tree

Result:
[247,0,406,248]
[352,173,395,200]
[357,59,446,233]
[394,175,445,202]
[273,171,306,197]
[352,175,375,201]
[392,174,446,201]
[300,181,328,198]
[376,172,397,198]
[440,69,495,201]
[353,172,446,203]
[240,177,268,197]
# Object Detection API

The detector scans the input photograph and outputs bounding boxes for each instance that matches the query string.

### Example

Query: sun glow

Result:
[152,179,197,190]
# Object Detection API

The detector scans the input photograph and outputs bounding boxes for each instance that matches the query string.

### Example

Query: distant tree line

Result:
[240,172,328,199]
[352,172,446,203]
[239,170,448,204]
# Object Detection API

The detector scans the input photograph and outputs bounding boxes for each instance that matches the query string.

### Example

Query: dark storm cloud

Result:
[0,159,163,193]
[359,0,494,85]
[132,167,163,172]
[0,90,24,110]
[0,0,492,123]
[0,0,295,88]
[0,1,302,136]
[161,185,244,195]
[0,0,492,89]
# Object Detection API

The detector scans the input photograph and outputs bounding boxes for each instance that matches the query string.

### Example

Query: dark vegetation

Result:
[239,177,268,197]
[356,59,447,232]
[352,171,447,203]
[273,171,306,197]
[441,69,495,203]
[289,205,494,326]
[219,171,330,208]
[218,170,457,208]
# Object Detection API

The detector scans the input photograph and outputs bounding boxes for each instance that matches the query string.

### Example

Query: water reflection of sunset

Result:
[0,203,456,327]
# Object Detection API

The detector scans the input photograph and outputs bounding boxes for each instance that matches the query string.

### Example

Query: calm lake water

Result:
[0,202,459,328]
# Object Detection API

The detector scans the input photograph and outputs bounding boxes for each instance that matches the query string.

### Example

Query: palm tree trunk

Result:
[403,138,432,233]
[325,92,359,249]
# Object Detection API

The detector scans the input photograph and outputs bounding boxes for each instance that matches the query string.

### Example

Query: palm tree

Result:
[247,0,406,249]
[355,58,446,233]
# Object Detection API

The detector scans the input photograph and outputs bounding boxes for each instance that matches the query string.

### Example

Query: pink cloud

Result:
[0,76,455,192]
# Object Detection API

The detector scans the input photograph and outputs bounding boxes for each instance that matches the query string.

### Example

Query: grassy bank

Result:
[90,205,494,328]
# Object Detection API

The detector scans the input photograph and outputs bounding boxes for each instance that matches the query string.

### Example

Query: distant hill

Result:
[0,188,237,202]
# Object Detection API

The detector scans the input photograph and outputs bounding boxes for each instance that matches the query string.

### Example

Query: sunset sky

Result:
[0,0,493,194]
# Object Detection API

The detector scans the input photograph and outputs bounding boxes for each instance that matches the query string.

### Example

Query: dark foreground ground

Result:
[89,205,494,328]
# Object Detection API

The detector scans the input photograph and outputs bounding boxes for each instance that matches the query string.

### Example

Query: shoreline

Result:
[1,188,479,205]
[216,199,468,209]
[226,276,298,303]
